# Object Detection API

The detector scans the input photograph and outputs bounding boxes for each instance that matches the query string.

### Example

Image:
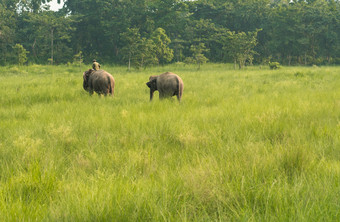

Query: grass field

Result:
[0,64,339,221]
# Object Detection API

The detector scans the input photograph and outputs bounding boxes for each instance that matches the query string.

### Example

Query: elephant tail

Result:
[176,77,182,98]
[175,76,183,102]
[107,76,114,96]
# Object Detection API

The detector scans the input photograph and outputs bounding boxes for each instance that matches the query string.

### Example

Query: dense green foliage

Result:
[12,43,29,65]
[1,0,340,66]
[0,64,339,220]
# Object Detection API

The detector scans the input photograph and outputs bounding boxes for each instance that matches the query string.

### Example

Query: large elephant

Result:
[146,72,184,102]
[83,69,115,96]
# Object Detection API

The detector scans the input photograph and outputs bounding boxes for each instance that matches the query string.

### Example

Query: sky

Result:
[48,0,64,11]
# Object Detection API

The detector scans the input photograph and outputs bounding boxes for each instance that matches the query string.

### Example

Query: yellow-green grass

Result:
[0,64,339,221]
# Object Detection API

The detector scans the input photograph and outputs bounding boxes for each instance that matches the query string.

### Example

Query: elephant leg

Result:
[158,89,166,100]
[159,93,164,100]
[108,87,113,96]
[150,90,154,101]
[105,87,111,96]
[176,93,181,102]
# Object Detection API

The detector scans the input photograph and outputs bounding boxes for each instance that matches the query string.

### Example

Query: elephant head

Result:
[146,75,158,101]
[83,69,94,91]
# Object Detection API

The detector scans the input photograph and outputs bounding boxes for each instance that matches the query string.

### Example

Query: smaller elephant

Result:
[83,69,115,96]
[146,72,184,102]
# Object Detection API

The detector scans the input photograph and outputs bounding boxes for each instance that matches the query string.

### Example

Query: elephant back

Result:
[158,72,179,83]
[91,70,114,80]
[157,72,183,94]
[89,70,115,95]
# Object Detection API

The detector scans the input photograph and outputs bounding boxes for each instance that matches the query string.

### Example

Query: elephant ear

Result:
[151,78,157,90]
[149,75,158,81]
[87,69,94,76]
[83,70,92,81]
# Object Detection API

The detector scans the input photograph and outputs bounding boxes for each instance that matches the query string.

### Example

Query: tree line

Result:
[1,0,340,68]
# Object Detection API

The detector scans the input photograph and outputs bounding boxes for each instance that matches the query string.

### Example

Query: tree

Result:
[64,0,152,63]
[120,28,158,70]
[73,51,83,71]
[120,28,141,71]
[301,0,338,65]
[0,3,16,64]
[172,37,185,62]
[226,0,270,32]
[12,43,29,65]
[17,10,75,64]
[148,0,190,40]
[16,0,53,13]
[187,43,209,70]
[264,3,301,65]
[263,0,340,65]
[151,28,174,65]
[184,19,221,61]
[224,29,261,69]
[134,37,157,69]
[2,0,340,66]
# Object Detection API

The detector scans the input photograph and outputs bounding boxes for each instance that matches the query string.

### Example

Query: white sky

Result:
[48,0,64,11]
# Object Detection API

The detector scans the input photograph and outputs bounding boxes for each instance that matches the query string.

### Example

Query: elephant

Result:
[146,72,184,102]
[83,69,115,96]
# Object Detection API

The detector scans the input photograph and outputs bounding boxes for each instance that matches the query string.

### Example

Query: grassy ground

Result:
[0,64,339,221]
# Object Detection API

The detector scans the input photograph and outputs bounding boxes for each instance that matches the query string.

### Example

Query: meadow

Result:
[0,63,339,221]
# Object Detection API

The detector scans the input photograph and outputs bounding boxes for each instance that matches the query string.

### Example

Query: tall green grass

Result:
[0,64,339,221]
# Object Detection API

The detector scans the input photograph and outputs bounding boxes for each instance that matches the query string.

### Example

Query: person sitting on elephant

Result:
[92,59,101,70]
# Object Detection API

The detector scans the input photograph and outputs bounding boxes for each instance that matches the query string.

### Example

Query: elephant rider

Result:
[92,59,101,70]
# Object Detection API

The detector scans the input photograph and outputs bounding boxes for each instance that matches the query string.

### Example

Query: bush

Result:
[313,57,325,66]
[184,57,195,65]
[294,71,304,77]
[12,44,29,66]
[269,62,280,70]
[333,58,340,65]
